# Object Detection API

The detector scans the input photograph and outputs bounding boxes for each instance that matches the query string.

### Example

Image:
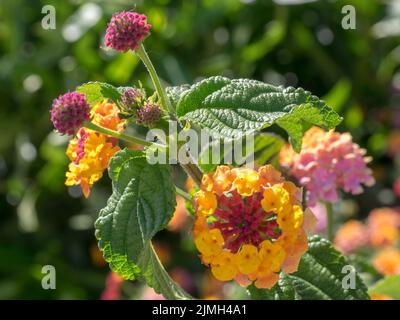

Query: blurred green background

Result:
[1,0,400,299]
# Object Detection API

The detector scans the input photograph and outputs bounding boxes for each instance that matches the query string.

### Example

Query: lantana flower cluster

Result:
[334,207,400,277]
[193,165,313,289]
[50,92,90,135]
[280,126,375,206]
[105,11,151,52]
[334,207,400,254]
[65,101,126,197]
[335,208,400,275]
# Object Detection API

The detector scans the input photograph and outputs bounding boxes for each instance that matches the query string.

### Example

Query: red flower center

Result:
[210,190,281,252]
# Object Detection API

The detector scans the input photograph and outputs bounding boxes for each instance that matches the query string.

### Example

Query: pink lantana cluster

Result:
[50,92,90,135]
[280,127,375,206]
[105,11,151,52]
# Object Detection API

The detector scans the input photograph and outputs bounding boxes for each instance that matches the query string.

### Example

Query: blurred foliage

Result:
[1,0,400,299]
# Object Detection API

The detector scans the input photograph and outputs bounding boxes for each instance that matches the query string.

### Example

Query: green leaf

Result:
[176,77,342,152]
[249,235,370,300]
[95,149,191,300]
[138,242,192,300]
[369,275,400,300]
[275,103,341,152]
[166,84,191,109]
[77,82,121,106]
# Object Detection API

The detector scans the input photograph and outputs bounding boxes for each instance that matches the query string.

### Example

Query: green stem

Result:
[325,202,334,242]
[136,44,174,115]
[175,186,192,202]
[136,45,204,186]
[84,121,156,147]
[181,163,203,187]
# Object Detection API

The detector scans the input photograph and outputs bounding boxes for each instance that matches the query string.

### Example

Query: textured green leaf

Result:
[369,275,400,300]
[95,149,191,299]
[166,84,191,109]
[275,103,340,152]
[176,77,342,152]
[77,82,121,106]
[249,236,370,300]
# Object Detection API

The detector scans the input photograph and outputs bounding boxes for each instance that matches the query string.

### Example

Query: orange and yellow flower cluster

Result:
[193,165,312,289]
[334,207,400,277]
[334,207,400,254]
[65,101,126,197]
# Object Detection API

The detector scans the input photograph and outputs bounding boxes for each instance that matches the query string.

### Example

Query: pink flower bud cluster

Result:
[105,11,151,52]
[280,127,375,206]
[136,102,161,127]
[50,92,90,135]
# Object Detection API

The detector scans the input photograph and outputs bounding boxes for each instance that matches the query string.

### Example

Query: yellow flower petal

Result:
[194,229,224,257]
[235,244,261,275]
[261,186,289,213]
[211,251,237,281]
[232,168,260,196]
[195,191,217,216]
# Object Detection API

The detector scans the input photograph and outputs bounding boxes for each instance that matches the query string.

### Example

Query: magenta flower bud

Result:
[136,102,161,127]
[105,11,151,52]
[50,92,90,135]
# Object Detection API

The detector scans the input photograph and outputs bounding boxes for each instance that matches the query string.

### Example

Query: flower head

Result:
[367,208,400,247]
[65,101,126,197]
[120,87,146,116]
[334,220,369,254]
[50,92,90,135]
[280,127,375,206]
[193,165,311,289]
[373,248,400,275]
[105,11,151,52]
[136,102,161,127]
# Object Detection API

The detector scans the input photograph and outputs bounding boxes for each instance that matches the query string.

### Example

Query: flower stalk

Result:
[325,202,334,242]
[175,186,192,202]
[84,121,153,147]
[135,44,203,185]
[136,44,174,116]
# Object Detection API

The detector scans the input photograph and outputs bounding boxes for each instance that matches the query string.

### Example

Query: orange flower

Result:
[370,293,394,300]
[192,165,310,289]
[334,220,369,254]
[65,100,126,197]
[367,208,400,247]
[91,101,126,133]
[373,248,400,275]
